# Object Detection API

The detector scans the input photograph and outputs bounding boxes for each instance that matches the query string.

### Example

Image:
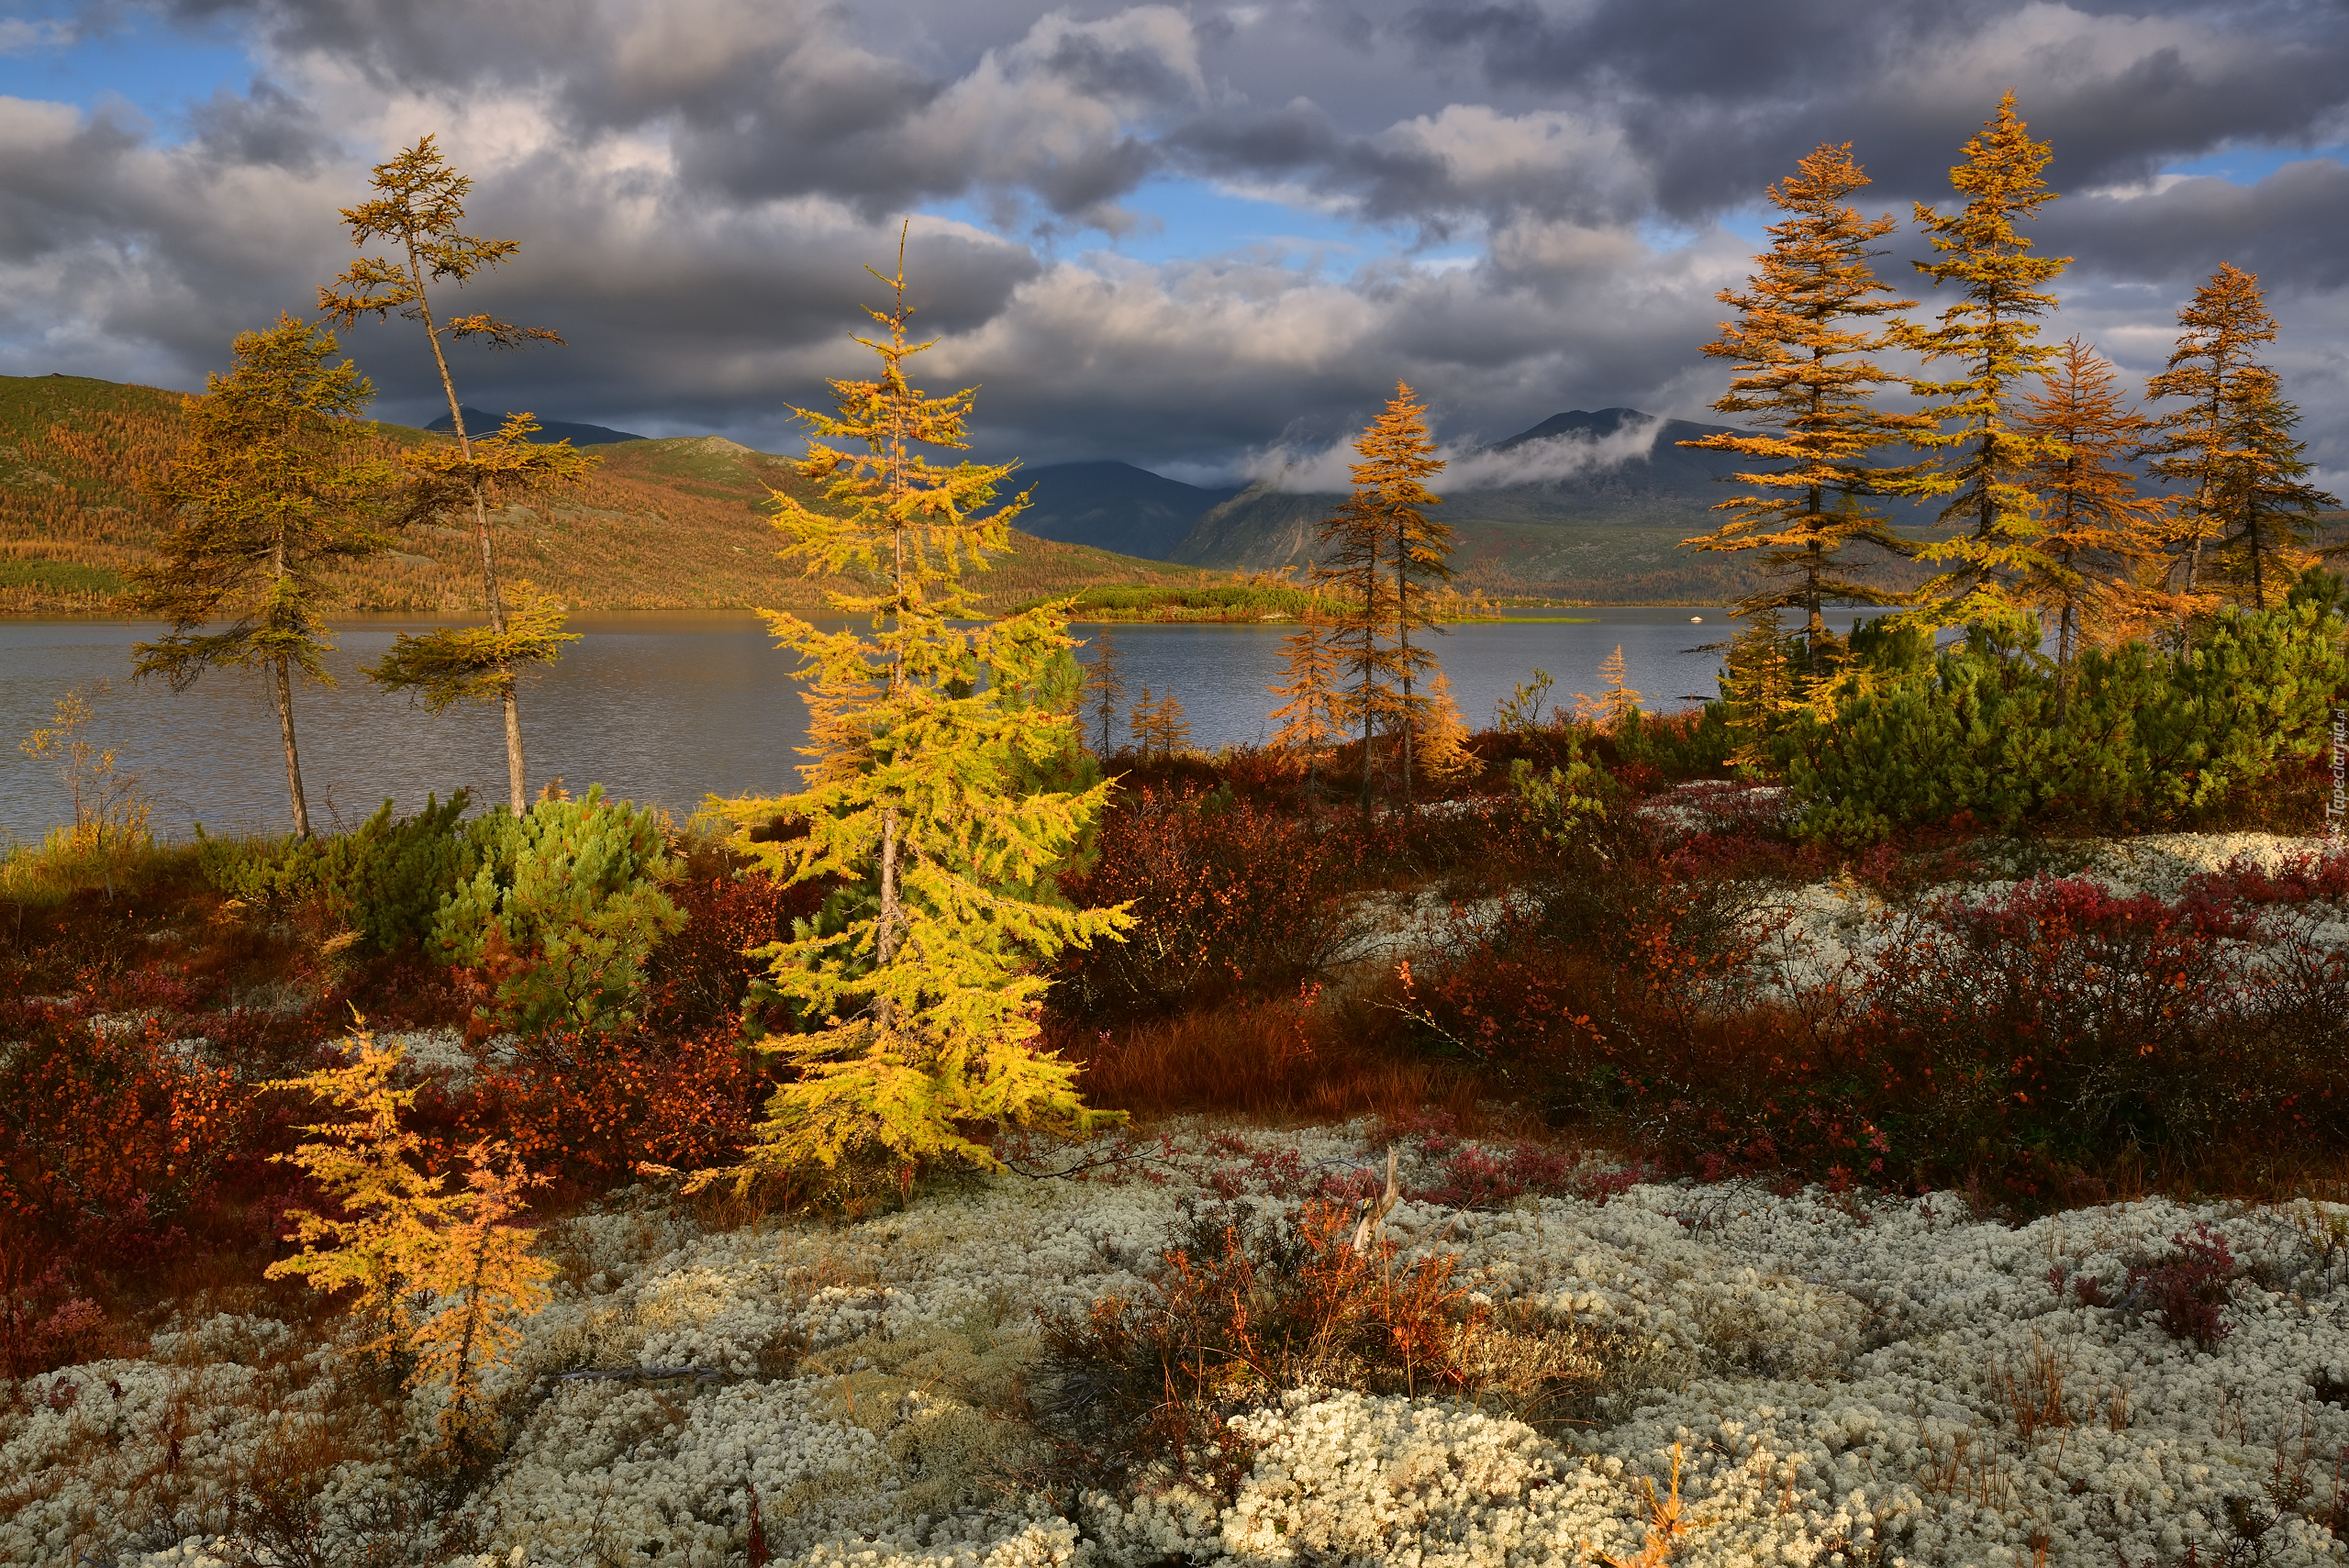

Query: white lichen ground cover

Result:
[9,1119,2349,1568]
[1742,831,2349,995]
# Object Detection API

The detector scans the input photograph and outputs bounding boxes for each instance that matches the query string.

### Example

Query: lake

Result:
[0,606,1878,842]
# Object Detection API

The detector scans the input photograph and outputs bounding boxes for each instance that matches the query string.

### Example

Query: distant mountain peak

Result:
[1491,407,1659,450]
[422,406,644,446]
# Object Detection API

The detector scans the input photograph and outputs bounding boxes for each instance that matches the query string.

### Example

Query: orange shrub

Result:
[0,1000,250,1261]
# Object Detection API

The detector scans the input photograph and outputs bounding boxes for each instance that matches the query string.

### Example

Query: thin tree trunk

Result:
[1397,517,1413,810]
[411,247,527,811]
[876,805,900,1032]
[502,692,528,813]
[1804,487,1823,680]
[273,656,312,839]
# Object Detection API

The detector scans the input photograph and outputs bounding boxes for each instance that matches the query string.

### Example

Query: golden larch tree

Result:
[264,1029,553,1451]
[128,316,395,838]
[2143,264,2334,612]
[2012,338,2165,702]
[1314,488,1402,809]
[1573,645,1642,732]
[1890,93,2071,623]
[1268,609,1344,791]
[709,233,1130,1190]
[1084,629,1126,757]
[1678,143,1924,675]
[1353,384,1451,803]
[317,134,597,813]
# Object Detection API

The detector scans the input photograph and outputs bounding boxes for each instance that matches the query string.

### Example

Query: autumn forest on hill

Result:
[5,81,2349,1568]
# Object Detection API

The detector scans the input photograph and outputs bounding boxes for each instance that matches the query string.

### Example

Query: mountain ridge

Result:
[0,375,1223,617]
[422,405,647,446]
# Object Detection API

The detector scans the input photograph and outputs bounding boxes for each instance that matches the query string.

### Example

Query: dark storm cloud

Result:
[1404,0,2349,215]
[6,0,2346,473]
[2048,161,2349,293]
[185,76,333,172]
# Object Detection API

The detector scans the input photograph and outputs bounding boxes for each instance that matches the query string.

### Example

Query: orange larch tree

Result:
[2012,337,2166,704]
[1678,142,1924,676]
[2143,264,2335,613]
[1891,93,2071,624]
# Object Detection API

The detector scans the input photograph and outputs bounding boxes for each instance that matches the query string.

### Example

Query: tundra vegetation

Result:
[4,97,2349,1568]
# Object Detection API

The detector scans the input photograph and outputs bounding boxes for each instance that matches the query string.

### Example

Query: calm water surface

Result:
[1,606,1876,841]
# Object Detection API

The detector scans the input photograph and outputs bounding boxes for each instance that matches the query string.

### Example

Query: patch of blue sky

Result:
[0,4,255,125]
[2161,141,2348,184]
[923,175,1480,273]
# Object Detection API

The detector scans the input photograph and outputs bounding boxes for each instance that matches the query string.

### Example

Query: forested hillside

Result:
[0,373,1217,617]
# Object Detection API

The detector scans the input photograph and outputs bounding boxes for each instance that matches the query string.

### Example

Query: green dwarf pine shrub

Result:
[429,787,685,1032]
[1784,595,2349,843]
[204,792,472,952]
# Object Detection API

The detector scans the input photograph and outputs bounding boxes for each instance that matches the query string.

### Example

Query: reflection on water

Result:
[1,606,1877,840]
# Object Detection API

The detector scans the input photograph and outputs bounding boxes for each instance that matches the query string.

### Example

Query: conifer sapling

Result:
[709,232,1130,1190]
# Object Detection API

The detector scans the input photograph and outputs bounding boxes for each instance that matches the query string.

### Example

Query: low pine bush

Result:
[200,792,472,953]
[432,787,685,1033]
[1783,594,2349,843]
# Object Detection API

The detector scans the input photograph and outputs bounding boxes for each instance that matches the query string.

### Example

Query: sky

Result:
[1,0,2345,488]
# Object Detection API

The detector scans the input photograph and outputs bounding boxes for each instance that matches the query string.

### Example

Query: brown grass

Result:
[1056,993,1498,1132]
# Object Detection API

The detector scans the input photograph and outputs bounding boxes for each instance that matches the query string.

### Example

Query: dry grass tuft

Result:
[1057,994,1494,1130]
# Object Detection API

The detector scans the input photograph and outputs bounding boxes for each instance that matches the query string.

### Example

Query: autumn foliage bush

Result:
[1052,782,1370,1017]
[1035,1198,1488,1492]
[0,998,252,1267]
[462,1023,756,1195]
[1404,813,2349,1199]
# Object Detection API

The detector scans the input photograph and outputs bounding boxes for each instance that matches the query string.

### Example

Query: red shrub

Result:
[2181,847,2349,910]
[464,1023,759,1193]
[1053,784,1369,1017]
[641,862,827,1033]
[0,1252,107,1378]
[0,999,250,1260]
[2128,1223,2236,1351]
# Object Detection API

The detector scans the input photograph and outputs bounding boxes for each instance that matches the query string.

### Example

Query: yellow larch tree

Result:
[264,1028,553,1449]
[317,134,597,813]
[708,232,1130,1191]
